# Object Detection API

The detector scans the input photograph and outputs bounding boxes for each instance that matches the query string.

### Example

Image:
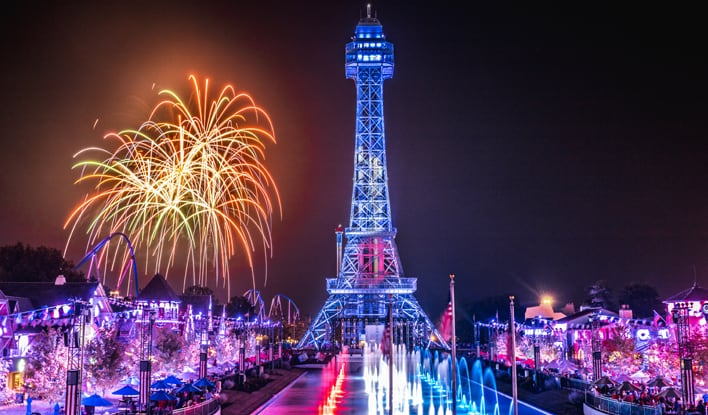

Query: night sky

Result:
[1,1,707,319]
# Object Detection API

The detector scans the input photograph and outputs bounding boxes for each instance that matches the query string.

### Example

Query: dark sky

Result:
[1,1,707,319]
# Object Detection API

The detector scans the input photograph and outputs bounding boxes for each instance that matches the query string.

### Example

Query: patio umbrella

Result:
[175,383,203,394]
[25,396,32,415]
[616,381,641,393]
[150,379,171,390]
[629,370,650,383]
[647,375,672,389]
[194,377,216,389]
[163,375,183,386]
[82,393,113,407]
[112,385,140,396]
[149,391,177,401]
[122,375,140,386]
[556,360,578,373]
[657,387,682,400]
[53,403,60,415]
[613,373,632,383]
[592,376,617,388]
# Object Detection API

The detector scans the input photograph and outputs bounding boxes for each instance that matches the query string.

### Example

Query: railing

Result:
[584,391,661,415]
[326,277,416,294]
[172,398,220,415]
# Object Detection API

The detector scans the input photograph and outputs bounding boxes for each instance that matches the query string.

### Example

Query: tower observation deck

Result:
[297,7,448,351]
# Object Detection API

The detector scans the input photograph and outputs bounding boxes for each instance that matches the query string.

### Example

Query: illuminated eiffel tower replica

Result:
[297,7,448,351]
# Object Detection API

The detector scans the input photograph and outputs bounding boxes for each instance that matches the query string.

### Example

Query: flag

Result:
[438,299,453,343]
[652,309,666,327]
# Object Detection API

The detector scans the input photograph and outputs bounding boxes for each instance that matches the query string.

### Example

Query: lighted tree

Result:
[0,358,13,404]
[24,328,68,401]
[688,327,708,383]
[153,327,186,376]
[644,339,677,378]
[121,332,142,377]
[176,334,204,377]
[602,324,640,374]
[213,330,238,366]
[84,326,128,395]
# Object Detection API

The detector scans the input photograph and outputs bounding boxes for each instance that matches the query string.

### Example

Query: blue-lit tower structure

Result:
[298,7,447,351]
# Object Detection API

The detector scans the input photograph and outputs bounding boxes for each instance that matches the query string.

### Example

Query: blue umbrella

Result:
[150,379,171,390]
[175,383,202,394]
[163,374,183,386]
[112,385,140,396]
[149,391,176,401]
[82,393,113,407]
[25,396,32,415]
[194,377,215,389]
[53,403,60,415]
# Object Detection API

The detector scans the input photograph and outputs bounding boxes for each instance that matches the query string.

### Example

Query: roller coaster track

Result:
[73,232,140,297]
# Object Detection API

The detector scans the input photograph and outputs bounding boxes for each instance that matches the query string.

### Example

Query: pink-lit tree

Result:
[153,327,187,376]
[84,326,128,396]
[24,328,68,401]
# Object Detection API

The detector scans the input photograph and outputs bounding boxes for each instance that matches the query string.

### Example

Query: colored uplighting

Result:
[318,362,346,414]
[64,74,281,296]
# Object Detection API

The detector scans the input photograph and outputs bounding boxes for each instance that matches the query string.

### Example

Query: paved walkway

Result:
[220,367,306,415]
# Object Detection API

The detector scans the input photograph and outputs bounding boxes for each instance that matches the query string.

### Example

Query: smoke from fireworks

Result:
[65,75,281,297]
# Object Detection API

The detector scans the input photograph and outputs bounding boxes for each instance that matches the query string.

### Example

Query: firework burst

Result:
[65,75,281,297]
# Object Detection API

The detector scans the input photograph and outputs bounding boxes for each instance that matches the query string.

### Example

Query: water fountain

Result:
[360,344,551,415]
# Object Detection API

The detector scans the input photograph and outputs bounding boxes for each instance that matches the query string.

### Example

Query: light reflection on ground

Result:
[258,347,550,415]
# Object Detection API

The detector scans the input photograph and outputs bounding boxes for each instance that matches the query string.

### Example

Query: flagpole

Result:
[388,293,393,415]
[510,295,518,415]
[450,274,457,415]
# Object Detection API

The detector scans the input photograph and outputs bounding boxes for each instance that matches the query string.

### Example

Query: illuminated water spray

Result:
[64,75,281,297]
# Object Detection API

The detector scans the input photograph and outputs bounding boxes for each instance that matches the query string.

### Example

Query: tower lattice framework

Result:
[297,8,448,351]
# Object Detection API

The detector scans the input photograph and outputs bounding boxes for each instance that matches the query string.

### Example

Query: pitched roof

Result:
[663,283,708,303]
[137,274,181,302]
[554,307,619,328]
[0,281,102,310]
[524,303,566,320]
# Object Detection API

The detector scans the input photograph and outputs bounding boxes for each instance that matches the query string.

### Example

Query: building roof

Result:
[524,303,566,320]
[136,274,181,302]
[554,307,620,329]
[0,281,102,311]
[663,283,708,303]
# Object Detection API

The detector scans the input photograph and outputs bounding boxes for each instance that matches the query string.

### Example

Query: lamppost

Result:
[672,302,694,407]
[589,312,602,382]
[509,296,518,415]
[531,317,541,390]
[473,315,480,359]
[450,274,457,415]
[139,309,157,415]
[64,301,89,415]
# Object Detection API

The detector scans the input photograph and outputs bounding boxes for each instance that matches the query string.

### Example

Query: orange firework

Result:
[65,75,281,297]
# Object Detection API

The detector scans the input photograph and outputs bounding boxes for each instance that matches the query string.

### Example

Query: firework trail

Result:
[65,75,281,297]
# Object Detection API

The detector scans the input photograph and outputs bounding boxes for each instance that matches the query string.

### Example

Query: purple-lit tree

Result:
[0,358,12,404]
[603,324,641,375]
[213,330,238,367]
[84,326,128,395]
[24,328,68,401]
[153,327,187,376]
